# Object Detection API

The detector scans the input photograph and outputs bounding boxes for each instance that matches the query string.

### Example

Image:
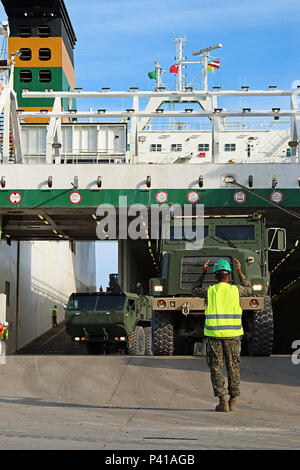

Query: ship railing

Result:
[22,148,128,164]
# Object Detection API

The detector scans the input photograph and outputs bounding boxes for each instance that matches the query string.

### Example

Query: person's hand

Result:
[234,258,242,275]
[202,259,210,275]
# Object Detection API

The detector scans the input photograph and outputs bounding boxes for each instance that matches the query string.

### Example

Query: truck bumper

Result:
[152,296,265,314]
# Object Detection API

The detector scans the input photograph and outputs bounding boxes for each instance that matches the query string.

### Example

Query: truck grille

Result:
[181,256,233,289]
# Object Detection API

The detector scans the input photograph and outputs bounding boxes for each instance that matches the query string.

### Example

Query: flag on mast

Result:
[148,71,157,79]
[169,64,179,74]
[208,60,220,69]
[207,65,215,73]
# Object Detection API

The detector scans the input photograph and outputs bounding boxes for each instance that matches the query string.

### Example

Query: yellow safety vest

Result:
[204,282,243,338]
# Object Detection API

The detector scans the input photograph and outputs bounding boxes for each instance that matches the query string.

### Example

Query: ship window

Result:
[171,144,182,152]
[37,25,51,37]
[150,144,162,152]
[19,70,32,83]
[215,225,255,241]
[19,26,31,37]
[198,143,209,152]
[39,70,52,83]
[19,48,32,61]
[224,143,236,152]
[39,48,51,61]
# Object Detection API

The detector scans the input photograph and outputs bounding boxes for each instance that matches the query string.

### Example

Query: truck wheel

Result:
[144,326,153,355]
[128,326,146,356]
[152,310,174,356]
[247,296,273,356]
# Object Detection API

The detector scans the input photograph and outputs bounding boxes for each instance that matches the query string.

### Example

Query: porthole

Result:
[20,70,32,83]
[39,70,52,83]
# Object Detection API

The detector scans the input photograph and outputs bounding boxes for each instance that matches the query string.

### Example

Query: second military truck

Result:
[65,274,153,355]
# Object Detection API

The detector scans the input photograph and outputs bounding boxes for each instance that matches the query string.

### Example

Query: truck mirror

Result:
[136,283,143,295]
[268,228,286,252]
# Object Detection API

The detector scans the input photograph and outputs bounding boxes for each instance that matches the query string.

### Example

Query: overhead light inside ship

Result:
[92,214,97,220]
[38,214,44,220]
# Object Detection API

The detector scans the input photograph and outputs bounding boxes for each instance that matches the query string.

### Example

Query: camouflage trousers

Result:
[206,337,241,398]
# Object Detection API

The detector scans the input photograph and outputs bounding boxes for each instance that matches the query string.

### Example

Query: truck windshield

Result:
[95,295,126,311]
[68,295,98,311]
[216,225,255,241]
[170,225,208,241]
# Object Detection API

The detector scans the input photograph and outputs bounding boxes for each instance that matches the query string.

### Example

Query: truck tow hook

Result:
[182,302,190,316]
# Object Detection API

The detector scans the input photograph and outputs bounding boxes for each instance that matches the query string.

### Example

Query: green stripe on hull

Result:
[1,188,300,209]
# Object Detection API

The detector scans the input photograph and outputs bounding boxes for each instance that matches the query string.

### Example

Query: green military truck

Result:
[149,214,286,356]
[65,275,153,355]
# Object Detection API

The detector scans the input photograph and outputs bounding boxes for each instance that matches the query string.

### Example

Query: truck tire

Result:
[247,296,273,356]
[128,326,146,356]
[152,310,174,356]
[144,326,153,355]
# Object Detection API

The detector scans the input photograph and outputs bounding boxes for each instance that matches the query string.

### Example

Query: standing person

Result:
[192,258,251,412]
[52,305,58,327]
[0,321,8,364]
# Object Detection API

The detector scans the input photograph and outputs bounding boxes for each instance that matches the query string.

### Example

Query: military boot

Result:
[215,395,229,412]
[229,397,237,411]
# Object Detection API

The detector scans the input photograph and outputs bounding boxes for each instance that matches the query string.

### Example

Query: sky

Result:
[1,0,299,289]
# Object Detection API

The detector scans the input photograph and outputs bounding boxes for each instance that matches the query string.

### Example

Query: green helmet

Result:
[213,259,232,273]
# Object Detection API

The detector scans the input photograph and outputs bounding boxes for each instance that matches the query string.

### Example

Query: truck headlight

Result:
[252,284,263,291]
[154,285,163,292]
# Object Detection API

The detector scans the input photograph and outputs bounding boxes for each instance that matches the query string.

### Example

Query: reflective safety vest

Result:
[1,327,8,341]
[204,282,243,338]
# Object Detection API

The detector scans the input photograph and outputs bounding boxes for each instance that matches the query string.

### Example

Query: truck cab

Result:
[150,214,286,356]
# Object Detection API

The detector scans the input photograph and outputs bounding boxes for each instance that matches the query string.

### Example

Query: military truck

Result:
[65,274,153,355]
[149,214,286,356]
